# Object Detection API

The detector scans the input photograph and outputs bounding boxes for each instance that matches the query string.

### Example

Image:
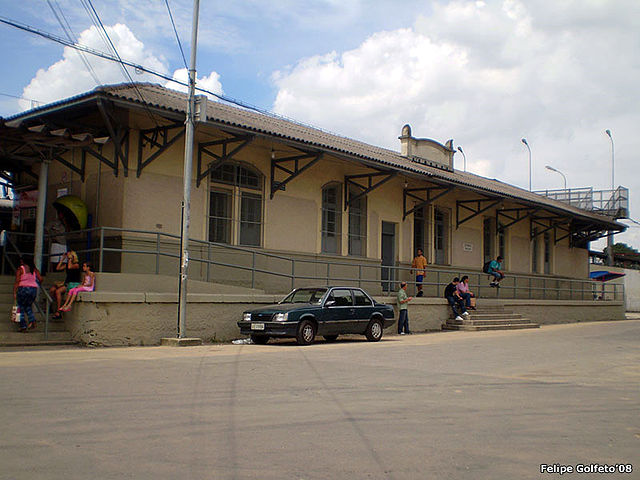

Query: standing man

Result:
[411,248,427,297]
[397,281,413,335]
[489,255,505,287]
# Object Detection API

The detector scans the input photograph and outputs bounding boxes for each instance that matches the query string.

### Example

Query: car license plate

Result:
[251,323,265,331]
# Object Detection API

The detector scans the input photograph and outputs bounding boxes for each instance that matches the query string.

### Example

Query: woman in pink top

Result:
[456,275,475,310]
[59,262,95,312]
[13,256,43,332]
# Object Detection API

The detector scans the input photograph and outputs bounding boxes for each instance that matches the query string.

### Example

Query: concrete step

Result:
[451,313,523,321]
[0,330,77,346]
[0,320,68,333]
[443,323,540,331]
[447,318,534,326]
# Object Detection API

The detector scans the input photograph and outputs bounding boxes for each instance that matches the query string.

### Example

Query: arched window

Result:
[209,162,263,246]
[321,183,342,254]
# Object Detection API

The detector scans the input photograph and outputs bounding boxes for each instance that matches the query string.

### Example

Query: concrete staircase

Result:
[443,304,540,331]
[0,276,77,347]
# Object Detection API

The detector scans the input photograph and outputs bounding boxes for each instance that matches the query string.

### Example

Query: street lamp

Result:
[545,165,567,190]
[605,129,614,191]
[605,129,615,266]
[457,146,467,172]
[521,138,531,191]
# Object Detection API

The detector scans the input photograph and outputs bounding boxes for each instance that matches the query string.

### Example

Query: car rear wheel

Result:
[365,318,383,342]
[250,334,269,345]
[296,320,316,345]
[323,335,339,342]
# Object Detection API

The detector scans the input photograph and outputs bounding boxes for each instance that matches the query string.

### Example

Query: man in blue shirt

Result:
[489,255,505,287]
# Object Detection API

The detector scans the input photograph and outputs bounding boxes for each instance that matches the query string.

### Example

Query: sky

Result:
[1,0,639,250]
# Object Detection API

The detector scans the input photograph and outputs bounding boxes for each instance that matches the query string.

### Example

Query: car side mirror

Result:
[324,300,336,308]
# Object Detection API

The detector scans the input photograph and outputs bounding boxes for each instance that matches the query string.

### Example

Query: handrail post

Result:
[326,263,330,286]
[251,251,256,289]
[99,227,104,273]
[528,277,532,299]
[514,276,517,299]
[291,259,295,291]
[156,232,160,275]
[358,264,362,288]
[44,294,50,341]
[207,242,211,282]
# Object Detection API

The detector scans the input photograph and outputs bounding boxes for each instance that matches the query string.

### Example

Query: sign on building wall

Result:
[463,242,473,252]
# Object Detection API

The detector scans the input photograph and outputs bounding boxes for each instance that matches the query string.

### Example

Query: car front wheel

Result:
[365,318,383,342]
[296,320,316,345]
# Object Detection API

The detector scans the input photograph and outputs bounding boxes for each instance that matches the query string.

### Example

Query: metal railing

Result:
[2,233,53,339]
[1,227,624,302]
[534,186,629,219]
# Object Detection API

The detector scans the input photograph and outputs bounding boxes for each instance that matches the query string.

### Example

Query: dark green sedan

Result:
[238,286,396,345]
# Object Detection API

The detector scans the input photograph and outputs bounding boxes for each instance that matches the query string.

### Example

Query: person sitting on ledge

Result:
[58,262,95,312]
[488,255,505,287]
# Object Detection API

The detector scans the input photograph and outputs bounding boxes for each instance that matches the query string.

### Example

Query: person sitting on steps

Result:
[444,277,469,321]
[456,275,476,310]
[488,255,505,288]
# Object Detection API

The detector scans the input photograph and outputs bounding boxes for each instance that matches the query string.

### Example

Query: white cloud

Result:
[164,68,223,99]
[20,23,168,110]
[272,0,640,248]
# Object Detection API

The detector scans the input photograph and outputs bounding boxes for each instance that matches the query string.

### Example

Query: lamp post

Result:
[605,129,615,266]
[521,138,531,191]
[545,165,567,190]
[457,146,467,172]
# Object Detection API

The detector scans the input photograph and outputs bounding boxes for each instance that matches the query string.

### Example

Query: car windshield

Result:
[280,288,328,305]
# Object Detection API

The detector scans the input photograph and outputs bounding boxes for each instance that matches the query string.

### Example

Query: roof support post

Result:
[34,152,51,271]
[97,98,129,177]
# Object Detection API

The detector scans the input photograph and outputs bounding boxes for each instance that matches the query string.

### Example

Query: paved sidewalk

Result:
[1,320,638,479]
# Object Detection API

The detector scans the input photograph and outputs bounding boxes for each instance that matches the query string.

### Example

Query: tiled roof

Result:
[8,83,625,229]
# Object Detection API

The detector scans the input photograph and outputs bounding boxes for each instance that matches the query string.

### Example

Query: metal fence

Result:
[1,227,624,302]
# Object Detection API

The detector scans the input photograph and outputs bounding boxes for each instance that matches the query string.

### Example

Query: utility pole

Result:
[177,0,200,339]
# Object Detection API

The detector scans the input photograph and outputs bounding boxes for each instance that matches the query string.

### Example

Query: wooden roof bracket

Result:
[345,170,397,210]
[197,133,255,187]
[270,151,322,199]
[137,123,185,177]
[403,184,453,220]
[456,197,502,229]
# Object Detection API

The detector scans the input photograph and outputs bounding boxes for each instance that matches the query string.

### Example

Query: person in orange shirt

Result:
[410,248,427,297]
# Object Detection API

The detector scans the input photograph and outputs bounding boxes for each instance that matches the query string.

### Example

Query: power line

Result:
[0,14,345,133]
[81,0,160,128]
[164,0,188,70]
[47,0,101,85]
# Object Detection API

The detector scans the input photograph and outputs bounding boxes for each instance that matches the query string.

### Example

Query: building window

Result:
[209,161,263,246]
[498,222,506,262]
[483,217,495,263]
[322,184,342,254]
[414,207,426,255]
[434,207,449,265]
[348,186,367,256]
[532,229,539,273]
[209,189,232,244]
[543,232,551,274]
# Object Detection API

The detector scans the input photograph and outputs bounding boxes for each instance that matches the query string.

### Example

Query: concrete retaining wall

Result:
[62,293,625,347]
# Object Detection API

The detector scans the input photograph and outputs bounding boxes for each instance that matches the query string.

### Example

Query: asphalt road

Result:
[1,320,639,480]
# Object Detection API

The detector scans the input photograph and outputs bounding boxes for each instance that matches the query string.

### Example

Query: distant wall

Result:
[624,268,640,311]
